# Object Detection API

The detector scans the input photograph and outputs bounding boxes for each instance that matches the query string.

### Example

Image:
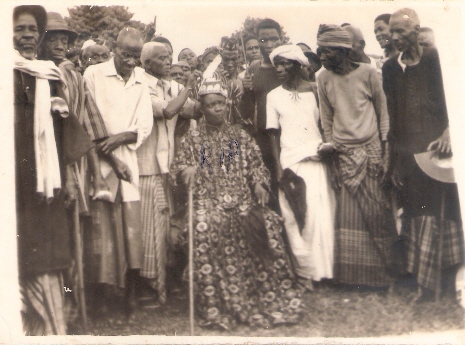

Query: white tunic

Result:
[84,58,153,202]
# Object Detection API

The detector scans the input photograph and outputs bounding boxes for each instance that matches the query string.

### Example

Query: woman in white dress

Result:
[266,45,335,289]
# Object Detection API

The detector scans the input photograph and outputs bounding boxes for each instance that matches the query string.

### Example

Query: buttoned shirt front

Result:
[84,58,153,202]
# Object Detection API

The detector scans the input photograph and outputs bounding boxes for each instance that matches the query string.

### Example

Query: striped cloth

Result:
[20,272,66,335]
[334,139,398,286]
[85,190,142,288]
[60,66,108,142]
[316,24,353,49]
[139,175,169,304]
[405,215,464,291]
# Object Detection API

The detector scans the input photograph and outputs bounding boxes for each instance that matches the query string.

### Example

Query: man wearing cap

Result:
[38,12,126,203]
[219,37,246,126]
[341,24,373,65]
[267,45,335,290]
[317,24,398,288]
[83,27,153,319]
[170,76,303,329]
[383,8,463,302]
[137,42,198,304]
[13,5,94,334]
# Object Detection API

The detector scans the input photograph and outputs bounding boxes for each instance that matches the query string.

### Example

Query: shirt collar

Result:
[397,51,420,72]
[103,57,144,84]
[397,53,407,72]
[143,71,171,87]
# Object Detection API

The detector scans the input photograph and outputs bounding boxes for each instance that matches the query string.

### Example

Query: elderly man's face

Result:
[14,13,39,60]
[201,93,227,127]
[179,49,198,70]
[389,16,418,52]
[114,38,143,79]
[145,46,171,78]
[318,47,346,71]
[245,38,261,62]
[41,32,68,65]
[374,20,392,49]
[170,66,186,85]
[258,28,281,58]
[83,44,110,68]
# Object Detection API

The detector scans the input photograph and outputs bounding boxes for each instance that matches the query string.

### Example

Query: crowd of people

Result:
[13,4,463,335]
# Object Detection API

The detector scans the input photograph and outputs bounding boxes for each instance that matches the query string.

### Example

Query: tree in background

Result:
[228,17,290,66]
[65,5,154,51]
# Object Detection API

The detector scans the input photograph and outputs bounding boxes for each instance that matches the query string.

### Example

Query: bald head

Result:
[391,8,420,28]
[116,27,144,48]
[114,27,144,80]
[389,8,421,52]
[343,24,369,63]
[343,25,365,47]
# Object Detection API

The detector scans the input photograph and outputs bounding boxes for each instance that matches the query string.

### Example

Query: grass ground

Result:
[71,279,465,338]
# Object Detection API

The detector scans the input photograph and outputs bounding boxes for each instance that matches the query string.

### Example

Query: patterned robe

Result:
[170,121,303,329]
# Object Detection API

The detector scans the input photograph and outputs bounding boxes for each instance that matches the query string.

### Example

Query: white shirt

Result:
[137,73,196,175]
[266,86,322,169]
[84,58,153,202]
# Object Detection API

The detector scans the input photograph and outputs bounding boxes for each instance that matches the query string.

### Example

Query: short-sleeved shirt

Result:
[266,86,321,169]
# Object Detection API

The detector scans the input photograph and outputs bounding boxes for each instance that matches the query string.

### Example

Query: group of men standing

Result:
[13,4,463,335]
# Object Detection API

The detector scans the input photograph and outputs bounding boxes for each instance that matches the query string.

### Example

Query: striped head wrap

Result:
[317,24,353,49]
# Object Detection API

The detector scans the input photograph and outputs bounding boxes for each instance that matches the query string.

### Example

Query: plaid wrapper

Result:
[333,138,382,195]
[335,180,396,286]
[405,215,464,291]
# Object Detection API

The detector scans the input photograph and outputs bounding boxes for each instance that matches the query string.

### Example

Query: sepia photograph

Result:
[2,0,465,343]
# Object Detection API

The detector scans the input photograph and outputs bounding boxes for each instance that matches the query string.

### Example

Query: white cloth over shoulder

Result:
[14,50,63,199]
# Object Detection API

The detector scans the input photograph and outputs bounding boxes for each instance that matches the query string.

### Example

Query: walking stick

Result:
[188,180,195,336]
[436,188,446,302]
[72,162,88,332]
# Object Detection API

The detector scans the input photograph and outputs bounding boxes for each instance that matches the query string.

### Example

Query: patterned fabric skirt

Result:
[335,174,397,286]
[85,190,142,288]
[20,272,66,335]
[404,215,464,291]
[279,160,335,281]
[189,201,303,329]
[139,175,169,304]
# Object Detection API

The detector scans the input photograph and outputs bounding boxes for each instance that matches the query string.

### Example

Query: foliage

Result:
[230,16,290,52]
[64,6,154,51]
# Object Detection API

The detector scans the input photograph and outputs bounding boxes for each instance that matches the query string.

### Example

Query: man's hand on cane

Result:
[182,166,197,187]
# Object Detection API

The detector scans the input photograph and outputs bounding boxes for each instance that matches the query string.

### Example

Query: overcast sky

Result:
[45,1,454,61]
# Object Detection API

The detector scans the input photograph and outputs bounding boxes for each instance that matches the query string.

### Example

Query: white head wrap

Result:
[269,44,310,67]
[81,39,96,51]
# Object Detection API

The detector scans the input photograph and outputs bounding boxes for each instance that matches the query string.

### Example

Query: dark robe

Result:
[14,69,93,277]
[382,47,460,221]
